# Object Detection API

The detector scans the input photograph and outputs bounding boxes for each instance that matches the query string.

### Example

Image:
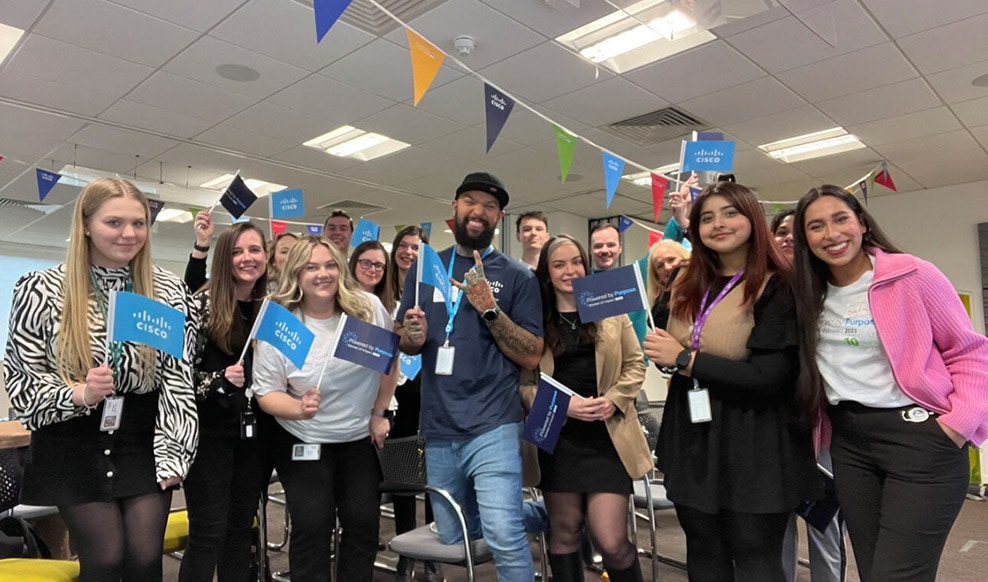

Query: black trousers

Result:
[276,435,382,582]
[829,403,969,582]
[675,504,790,582]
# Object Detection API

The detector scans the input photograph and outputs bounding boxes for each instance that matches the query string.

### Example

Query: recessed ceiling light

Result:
[759,128,865,163]
[972,72,988,87]
[215,63,260,82]
[0,23,24,65]
[303,125,410,162]
[156,208,194,224]
[199,174,286,196]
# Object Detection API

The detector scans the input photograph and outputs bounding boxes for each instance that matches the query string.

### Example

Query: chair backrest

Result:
[377,435,427,492]
[638,412,662,452]
[0,449,22,513]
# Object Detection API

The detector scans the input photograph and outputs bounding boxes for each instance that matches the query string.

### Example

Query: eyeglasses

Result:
[357,259,386,271]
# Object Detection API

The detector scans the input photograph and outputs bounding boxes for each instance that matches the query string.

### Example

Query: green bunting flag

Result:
[553,125,577,183]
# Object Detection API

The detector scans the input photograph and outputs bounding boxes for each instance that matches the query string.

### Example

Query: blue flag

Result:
[332,314,399,375]
[689,186,701,202]
[220,174,257,219]
[415,244,452,312]
[36,169,60,201]
[522,374,579,453]
[681,140,736,173]
[619,216,633,233]
[602,151,625,209]
[251,299,315,369]
[107,291,186,360]
[420,222,432,238]
[484,83,515,153]
[270,189,305,219]
[399,352,422,381]
[147,199,165,226]
[314,0,353,43]
[307,224,323,235]
[695,131,724,141]
[572,264,648,323]
[351,218,380,246]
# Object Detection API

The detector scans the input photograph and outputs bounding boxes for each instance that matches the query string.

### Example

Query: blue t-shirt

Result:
[397,247,543,438]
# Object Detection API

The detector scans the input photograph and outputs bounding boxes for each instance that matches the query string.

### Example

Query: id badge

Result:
[240,409,257,440]
[436,344,455,376]
[687,380,712,424]
[100,395,124,432]
[291,443,321,461]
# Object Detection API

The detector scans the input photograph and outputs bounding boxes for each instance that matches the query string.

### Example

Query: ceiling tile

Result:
[903,149,988,188]
[862,0,988,38]
[726,149,810,188]
[478,41,612,104]
[478,0,612,39]
[624,41,764,103]
[0,69,118,116]
[165,36,309,100]
[67,125,180,159]
[951,96,988,128]
[896,12,988,74]
[848,107,961,146]
[35,0,198,67]
[194,124,296,158]
[872,129,979,166]
[98,99,216,139]
[543,77,668,128]
[714,5,790,37]
[0,0,48,29]
[127,71,255,123]
[787,147,882,178]
[211,0,375,72]
[723,106,837,147]
[496,107,589,148]
[357,104,465,146]
[223,102,333,144]
[270,146,364,175]
[410,75,486,127]
[925,62,988,104]
[269,74,395,125]
[815,78,942,126]
[679,77,806,127]
[728,0,886,74]
[109,0,245,33]
[776,43,916,102]
[6,34,153,99]
[971,125,988,149]
[0,102,87,143]
[417,127,524,163]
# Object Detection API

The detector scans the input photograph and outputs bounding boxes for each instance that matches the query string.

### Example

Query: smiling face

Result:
[547,242,586,296]
[393,234,421,274]
[353,248,387,292]
[273,235,298,270]
[299,243,339,308]
[773,214,795,261]
[803,195,872,285]
[651,246,684,285]
[517,217,549,254]
[590,226,621,271]
[231,229,267,286]
[452,190,503,251]
[86,196,148,268]
[698,194,752,262]
[323,215,352,253]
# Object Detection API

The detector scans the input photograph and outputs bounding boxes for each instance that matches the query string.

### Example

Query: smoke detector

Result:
[453,35,475,57]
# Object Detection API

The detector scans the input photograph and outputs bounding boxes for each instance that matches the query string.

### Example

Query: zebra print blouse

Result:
[3,263,200,481]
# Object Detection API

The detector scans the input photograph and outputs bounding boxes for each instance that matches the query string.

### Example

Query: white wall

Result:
[868,179,988,334]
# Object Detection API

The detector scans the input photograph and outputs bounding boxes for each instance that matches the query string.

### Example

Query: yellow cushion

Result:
[162,510,189,554]
[0,558,80,582]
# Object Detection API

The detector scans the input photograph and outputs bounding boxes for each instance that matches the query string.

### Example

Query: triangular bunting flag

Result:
[553,125,577,183]
[314,0,353,44]
[407,29,445,106]
[875,162,897,191]
[147,199,165,226]
[619,216,633,233]
[190,207,203,220]
[650,174,668,222]
[420,222,432,238]
[36,169,60,201]
[649,230,663,246]
[445,218,455,232]
[271,220,288,237]
[602,152,624,209]
[484,83,515,153]
[307,224,323,235]
[858,178,869,206]
[395,224,406,233]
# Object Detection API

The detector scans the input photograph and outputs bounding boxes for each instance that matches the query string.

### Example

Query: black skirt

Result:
[538,421,632,496]
[21,391,163,506]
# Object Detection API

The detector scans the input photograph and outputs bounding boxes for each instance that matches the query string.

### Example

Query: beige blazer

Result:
[520,314,654,482]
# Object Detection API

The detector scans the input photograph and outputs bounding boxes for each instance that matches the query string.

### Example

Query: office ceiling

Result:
[1,0,987,262]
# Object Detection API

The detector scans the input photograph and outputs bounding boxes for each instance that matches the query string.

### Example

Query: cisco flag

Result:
[249,299,315,369]
[107,291,186,359]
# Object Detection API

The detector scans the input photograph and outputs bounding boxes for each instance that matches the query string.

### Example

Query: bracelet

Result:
[371,408,389,417]
[193,243,210,252]
[80,384,97,410]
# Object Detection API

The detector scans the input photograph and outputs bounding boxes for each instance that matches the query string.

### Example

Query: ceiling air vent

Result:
[293,0,448,36]
[0,197,62,214]
[604,107,709,146]
[317,199,389,217]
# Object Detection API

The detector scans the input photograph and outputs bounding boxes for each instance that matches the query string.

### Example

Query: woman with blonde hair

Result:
[252,236,398,581]
[646,239,690,330]
[4,177,198,582]
[268,231,300,288]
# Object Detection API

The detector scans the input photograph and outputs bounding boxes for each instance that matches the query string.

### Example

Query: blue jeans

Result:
[425,422,534,582]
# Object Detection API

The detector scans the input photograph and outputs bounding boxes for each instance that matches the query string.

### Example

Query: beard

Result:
[453,214,496,251]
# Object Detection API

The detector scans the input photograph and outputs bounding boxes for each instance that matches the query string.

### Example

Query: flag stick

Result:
[316,313,346,388]
[240,298,269,363]
[208,170,240,213]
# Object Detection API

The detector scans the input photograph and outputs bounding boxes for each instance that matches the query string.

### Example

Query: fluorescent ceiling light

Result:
[156,208,193,224]
[0,23,25,64]
[623,163,682,186]
[304,125,410,162]
[759,128,865,163]
[199,174,286,196]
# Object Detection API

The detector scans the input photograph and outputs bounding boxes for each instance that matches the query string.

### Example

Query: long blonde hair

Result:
[270,236,373,323]
[57,178,156,384]
[646,239,690,304]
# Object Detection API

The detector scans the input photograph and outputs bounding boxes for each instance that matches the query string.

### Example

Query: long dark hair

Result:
[349,240,396,313]
[204,222,269,355]
[792,184,902,424]
[670,181,787,321]
[388,225,430,303]
[535,235,598,357]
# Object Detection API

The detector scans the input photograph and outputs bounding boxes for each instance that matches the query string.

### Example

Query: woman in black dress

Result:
[522,235,653,582]
[4,177,198,582]
[643,181,818,581]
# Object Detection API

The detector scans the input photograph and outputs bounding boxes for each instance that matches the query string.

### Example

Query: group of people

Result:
[3,169,986,582]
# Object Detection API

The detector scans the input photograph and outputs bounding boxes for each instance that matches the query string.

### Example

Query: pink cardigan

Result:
[817,248,988,448]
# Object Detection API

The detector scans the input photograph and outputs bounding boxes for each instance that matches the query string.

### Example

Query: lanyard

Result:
[443,245,494,342]
[89,270,134,379]
[691,269,744,350]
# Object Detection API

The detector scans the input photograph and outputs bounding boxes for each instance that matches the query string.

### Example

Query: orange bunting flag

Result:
[649,230,663,246]
[875,162,897,191]
[651,173,669,222]
[407,30,445,106]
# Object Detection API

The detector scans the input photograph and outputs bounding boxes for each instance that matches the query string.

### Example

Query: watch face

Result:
[483,309,498,322]
[677,349,691,368]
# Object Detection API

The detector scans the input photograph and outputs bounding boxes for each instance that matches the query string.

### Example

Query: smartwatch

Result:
[481,305,501,324]
[675,347,693,371]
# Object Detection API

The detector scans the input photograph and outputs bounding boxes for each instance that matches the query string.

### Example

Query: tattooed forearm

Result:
[487,314,543,370]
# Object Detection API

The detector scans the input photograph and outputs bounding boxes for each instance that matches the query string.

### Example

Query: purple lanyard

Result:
[691,269,745,350]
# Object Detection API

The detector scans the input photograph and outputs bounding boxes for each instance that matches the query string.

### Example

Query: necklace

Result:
[558,312,579,330]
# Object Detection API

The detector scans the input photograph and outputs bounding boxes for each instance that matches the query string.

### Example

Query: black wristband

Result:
[193,243,210,252]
